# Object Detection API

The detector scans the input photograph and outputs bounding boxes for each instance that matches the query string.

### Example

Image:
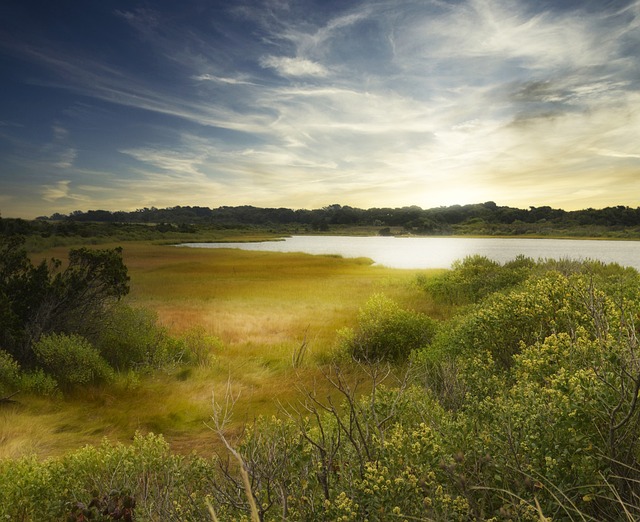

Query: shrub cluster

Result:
[3,257,640,521]
[0,236,217,396]
[33,333,114,389]
[417,254,535,306]
[212,258,640,520]
[0,433,216,521]
[338,293,437,362]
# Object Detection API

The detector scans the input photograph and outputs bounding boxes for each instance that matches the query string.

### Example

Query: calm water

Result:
[180,236,640,270]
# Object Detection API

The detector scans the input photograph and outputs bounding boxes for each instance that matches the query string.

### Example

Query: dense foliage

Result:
[33,333,114,389]
[417,254,535,306]
[6,201,640,239]
[0,236,129,366]
[0,236,197,397]
[2,255,640,520]
[338,293,437,362]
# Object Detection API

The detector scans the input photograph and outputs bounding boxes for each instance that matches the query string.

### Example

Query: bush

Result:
[419,254,534,306]
[447,326,640,520]
[0,236,129,367]
[339,293,437,362]
[0,432,215,521]
[33,333,113,389]
[412,260,640,519]
[427,271,600,373]
[19,369,60,397]
[94,304,182,370]
[0,349,21,395]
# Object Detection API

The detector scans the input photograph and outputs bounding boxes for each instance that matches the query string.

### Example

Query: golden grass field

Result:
[1,241,441,459]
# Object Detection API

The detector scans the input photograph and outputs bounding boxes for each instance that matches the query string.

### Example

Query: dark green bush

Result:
[93,304,182,370]
[0,235,129,367]
[33,333,113,388]
[0,349,21,395]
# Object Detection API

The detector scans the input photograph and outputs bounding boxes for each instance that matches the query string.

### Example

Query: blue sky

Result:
[1,0,639,218]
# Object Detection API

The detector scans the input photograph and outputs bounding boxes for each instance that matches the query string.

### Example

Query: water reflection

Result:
[180,236,640,270]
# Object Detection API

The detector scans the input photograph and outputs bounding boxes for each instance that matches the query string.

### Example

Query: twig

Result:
[0,391,20,404]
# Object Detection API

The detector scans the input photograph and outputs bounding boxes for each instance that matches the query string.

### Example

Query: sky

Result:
[1,0,639,219]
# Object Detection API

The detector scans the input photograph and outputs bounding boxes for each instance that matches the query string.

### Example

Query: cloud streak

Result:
[260,55,328,77]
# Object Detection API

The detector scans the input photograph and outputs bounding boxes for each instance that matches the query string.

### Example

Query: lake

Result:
[180,236,640,270]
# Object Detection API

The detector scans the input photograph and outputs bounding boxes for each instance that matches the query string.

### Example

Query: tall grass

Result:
[1,242,436,459]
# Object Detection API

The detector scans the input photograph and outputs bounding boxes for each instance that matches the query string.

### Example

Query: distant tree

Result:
[34,202,640,235]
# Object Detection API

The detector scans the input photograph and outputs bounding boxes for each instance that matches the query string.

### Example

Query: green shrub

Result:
[0,432,215,521]
[0,349,21,395]
[427,271,596,373]
[19,369,60,397]
[419,254,534,306]
[339,293,437,362]
[449,327,640,520]
[211,384,465,522]
[33,333,113,388]
[94,304,181,370]
[412,260,640,519]
[0,236,129,367]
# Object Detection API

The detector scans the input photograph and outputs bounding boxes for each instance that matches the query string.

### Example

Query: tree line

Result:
[0,202,638,240]
[32,202,640,234]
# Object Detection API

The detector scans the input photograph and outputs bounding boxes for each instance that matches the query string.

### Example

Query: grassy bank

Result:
[4,239,640,520]
[2,242,437,459]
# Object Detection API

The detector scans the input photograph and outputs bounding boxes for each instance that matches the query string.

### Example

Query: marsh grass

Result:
[2,241,437,459]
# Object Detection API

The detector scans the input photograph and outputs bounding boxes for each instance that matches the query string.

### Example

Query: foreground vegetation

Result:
[1,231,640,520]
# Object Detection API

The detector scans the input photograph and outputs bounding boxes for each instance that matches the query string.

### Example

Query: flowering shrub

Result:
[415,261,640,519]
[0,433,214,521]
[339,293,437,362]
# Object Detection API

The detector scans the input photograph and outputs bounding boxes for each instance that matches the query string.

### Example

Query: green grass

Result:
[2,241,439,459]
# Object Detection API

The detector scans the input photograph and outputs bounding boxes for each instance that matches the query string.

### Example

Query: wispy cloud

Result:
[592,148,640,159]
[3,41,271,134]
[42,180,74,202]
[1,0,639,217]
[54,148,77,169]
[41,124,77,169]
[260,55,328,77]
[192,74,256,85]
